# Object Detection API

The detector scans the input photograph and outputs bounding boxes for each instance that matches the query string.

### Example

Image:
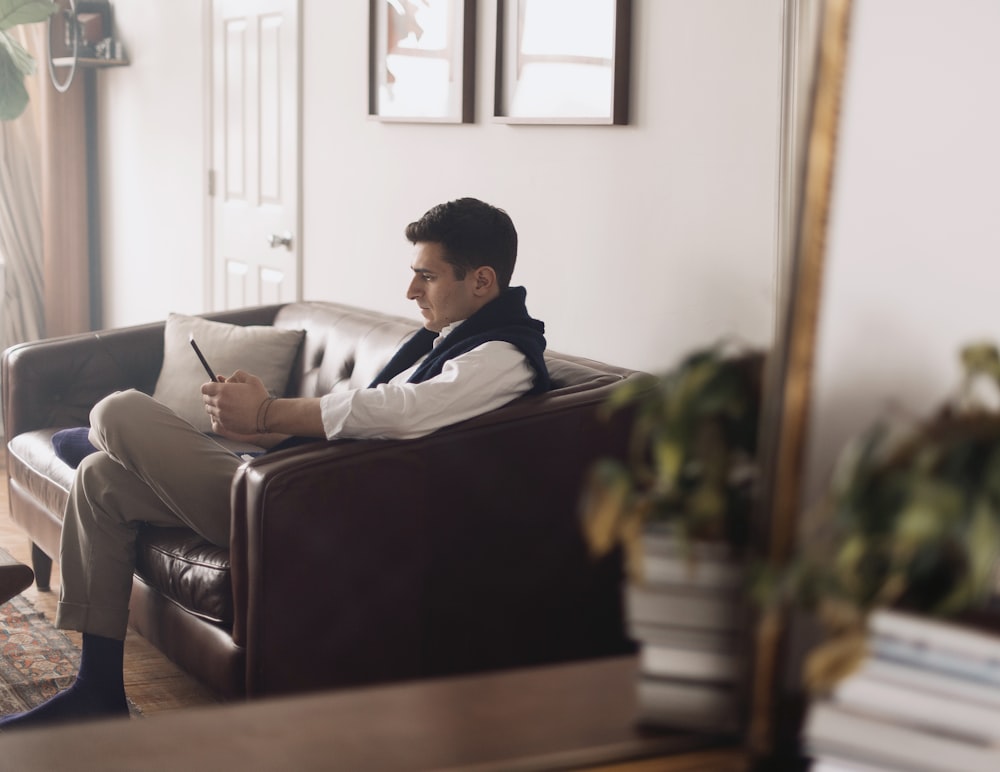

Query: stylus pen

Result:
[189,335,218,381]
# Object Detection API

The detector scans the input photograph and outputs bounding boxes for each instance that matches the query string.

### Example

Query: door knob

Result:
[267,232,293,249]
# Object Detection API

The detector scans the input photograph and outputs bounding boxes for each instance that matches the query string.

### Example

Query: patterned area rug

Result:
[0,593,142,717]
[0,594,78,715]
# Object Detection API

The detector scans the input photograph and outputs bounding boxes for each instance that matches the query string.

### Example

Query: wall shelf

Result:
[52,56,129,69]
[49,1,129,90]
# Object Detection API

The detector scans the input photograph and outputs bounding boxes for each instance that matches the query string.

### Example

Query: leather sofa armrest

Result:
[2,324,166,438]
[230,438,428,695]
[1,305,286,440]
[229,388,636,697]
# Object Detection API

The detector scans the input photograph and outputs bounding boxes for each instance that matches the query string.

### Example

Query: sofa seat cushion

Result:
[135,527,233,628]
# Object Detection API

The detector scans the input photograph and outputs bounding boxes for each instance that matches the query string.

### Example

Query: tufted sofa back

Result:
[267,300,633,403]
[272,301,420,398]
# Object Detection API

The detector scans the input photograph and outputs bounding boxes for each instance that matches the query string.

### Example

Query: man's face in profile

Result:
[407,242,479,332]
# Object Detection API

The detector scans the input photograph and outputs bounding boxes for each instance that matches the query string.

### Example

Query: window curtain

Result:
[0,25,46,357]
[33,22,91,338]
[0,22,90,348]
[0,23,90,438]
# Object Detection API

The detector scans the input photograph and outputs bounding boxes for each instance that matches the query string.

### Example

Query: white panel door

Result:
[211,0,300,309]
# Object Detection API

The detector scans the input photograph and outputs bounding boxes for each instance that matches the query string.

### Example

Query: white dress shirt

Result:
[319,322,536,440]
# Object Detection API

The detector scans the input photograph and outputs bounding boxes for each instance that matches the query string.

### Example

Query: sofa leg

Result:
[31,544,52,592]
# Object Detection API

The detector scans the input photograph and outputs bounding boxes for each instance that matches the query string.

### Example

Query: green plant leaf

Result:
[981,446,1000,501]
[802,627,867,695]
[955,498,999,605]
[597,373,659,420]
[0,0,57,31]
[961,342,1000,379]
[685,483,727,536]
[587,340,764,552]
[652,435,683,491]
[0,30,29,120]
[0,25,32,72]
[892,483,962,547]
[579,460,632,558]
[620,508,646,582]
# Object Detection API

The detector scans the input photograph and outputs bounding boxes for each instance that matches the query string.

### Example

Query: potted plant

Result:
[580,339,766,731]
[767,342,1000,694]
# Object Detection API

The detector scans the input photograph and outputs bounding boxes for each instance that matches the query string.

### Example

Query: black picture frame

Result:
[494,0,631,125]
[368,0,475,124]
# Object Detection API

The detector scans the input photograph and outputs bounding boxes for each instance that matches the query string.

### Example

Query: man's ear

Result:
[471,266,498,296]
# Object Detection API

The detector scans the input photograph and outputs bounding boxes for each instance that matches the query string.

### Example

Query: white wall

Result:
[96,0,782,374]
[95,1,208,322]
[801,0,1000,511]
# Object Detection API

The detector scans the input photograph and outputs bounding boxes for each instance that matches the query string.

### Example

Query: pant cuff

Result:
[56,601,129,640]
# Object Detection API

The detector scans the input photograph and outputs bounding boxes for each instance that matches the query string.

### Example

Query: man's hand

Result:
[201,370,270,438]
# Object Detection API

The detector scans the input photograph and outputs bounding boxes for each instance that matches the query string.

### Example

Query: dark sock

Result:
[0,633,129,730]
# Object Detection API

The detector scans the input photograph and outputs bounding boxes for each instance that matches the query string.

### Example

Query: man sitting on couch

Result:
[0,197,550,729]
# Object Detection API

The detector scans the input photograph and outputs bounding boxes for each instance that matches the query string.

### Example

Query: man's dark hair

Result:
[405,198,518,289]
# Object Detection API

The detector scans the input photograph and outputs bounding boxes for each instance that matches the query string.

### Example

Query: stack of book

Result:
[626,530,744,732]
[804,608,1000,771]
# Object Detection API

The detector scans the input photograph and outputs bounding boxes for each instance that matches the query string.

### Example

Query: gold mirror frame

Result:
[760,0,852,564]
[749,0,853,756]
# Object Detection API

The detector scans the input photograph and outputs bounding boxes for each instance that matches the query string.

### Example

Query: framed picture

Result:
[368,0,475,123]
[494,0,631,125]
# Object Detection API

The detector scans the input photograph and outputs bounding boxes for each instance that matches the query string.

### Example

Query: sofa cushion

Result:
[135,527,233,627]
[51,427,97,468]
[152,313,305,432]
[7,429,75,513]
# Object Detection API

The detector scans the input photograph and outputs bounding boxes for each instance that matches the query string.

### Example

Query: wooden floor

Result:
[0,462,221,717]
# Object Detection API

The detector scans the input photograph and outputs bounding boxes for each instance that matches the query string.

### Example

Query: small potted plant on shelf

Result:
[768,342,1000,694]
[580,340,766,732]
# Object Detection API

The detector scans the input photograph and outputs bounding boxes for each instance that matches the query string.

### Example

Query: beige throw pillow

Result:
[152,313,305,433]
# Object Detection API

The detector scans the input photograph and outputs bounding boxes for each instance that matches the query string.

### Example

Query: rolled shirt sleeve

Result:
[320,341,536,440]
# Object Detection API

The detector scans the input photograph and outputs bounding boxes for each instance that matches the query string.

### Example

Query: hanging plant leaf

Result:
[0,0,57,121]
[0,31,29,120]
[0,0,57,30]
[0,25,31,71]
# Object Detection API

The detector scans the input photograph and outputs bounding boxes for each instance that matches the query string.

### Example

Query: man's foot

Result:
[0,679,128,730]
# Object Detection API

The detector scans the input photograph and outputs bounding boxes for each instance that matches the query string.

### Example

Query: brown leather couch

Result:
[2,301,639,700]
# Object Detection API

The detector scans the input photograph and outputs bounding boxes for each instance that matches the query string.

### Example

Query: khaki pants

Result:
[56,390,243,640]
